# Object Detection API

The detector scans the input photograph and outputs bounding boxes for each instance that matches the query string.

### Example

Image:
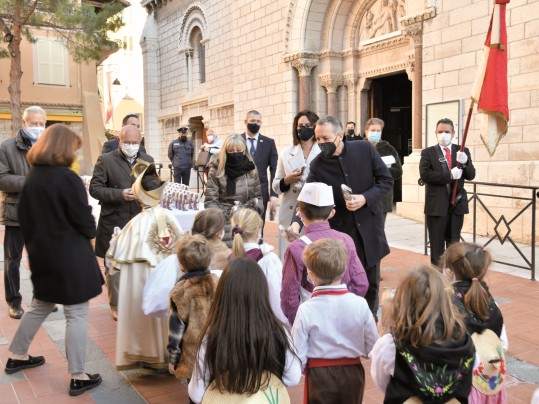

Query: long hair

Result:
[230,208,262,258]
[192,208,226,240]
[390,265,467,348]
[200,258,293,394]
[442,242,492,321]
[292,110,319,146]
[215,134,253,178]
[27,124,81,167]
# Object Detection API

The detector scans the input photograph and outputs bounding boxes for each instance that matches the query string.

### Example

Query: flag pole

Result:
[450,99,475,205]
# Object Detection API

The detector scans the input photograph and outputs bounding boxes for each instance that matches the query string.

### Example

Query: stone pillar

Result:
[320,74,342,117]
[403,23,423,151]
[344,73,358,124]
[140,13,161,161]
[291,58,318,111]
[185,48,193,93]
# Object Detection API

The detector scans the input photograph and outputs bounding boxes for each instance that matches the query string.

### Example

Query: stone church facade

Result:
[140,0,539,243]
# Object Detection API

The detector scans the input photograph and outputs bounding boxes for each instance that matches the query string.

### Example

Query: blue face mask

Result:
[367,131,382,143]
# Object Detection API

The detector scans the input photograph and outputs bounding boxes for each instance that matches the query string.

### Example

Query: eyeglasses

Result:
[297,124,313,131]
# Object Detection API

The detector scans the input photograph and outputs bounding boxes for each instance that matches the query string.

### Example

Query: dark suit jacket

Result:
[18,166,103,305]
[101,139,146,154]
[307,140,393,267]
[242,133,278,205]
[89,149,154,257]
[419,143,475,217]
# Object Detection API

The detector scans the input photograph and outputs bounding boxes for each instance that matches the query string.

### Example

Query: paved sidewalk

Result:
[0,213,537,403]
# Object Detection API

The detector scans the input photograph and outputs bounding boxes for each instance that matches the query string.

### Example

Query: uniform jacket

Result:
[204,157,263,245]
[242,133,278,204]
[419,144,475,217]
[0,130,31,226]
[374,140,403,212]
[168,138,194,169]
[18,166,104,305]
[272,142,321,227]
[89,149,154,257]
[307,139,393,267]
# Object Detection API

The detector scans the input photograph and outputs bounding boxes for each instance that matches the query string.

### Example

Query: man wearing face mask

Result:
[200,129,222,155]
[303,116,393,320]
[0,106,46,319]
[365,118,402,223]
[168,127,194,185]
[90,125,153,320]
[242,110,278,230]
[345,121,363,141]
[101,114,147,154]
[419,118,475,266]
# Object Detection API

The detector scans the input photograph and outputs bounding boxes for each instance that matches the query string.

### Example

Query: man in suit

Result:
[90,125,153,319]
[345,121,364,141]
[305,115,393,318]
[102,114,146,154]
[419,118,476,266]
[242,110,278,227]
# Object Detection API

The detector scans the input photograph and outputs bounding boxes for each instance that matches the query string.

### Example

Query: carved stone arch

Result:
[178,4,209,52]
[350,0,379,48]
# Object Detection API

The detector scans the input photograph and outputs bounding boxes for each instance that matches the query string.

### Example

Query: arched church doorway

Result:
[368,72,411,203]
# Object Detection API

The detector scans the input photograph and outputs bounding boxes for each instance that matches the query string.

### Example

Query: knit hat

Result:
[132,161,166,207]
[297,182,334,207]
[471,329,506,396]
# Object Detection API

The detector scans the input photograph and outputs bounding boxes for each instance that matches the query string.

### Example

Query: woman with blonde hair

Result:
[5,124,104,396]
[230,208,287,325]
[204,134,263,246]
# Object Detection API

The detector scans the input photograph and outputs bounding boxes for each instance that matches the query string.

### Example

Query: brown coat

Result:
[170,274,218,379]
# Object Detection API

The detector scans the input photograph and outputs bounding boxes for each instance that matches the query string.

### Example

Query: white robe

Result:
[107,206,183,369]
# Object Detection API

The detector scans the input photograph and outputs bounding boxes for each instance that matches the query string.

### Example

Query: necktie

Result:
[445,147,452,169]
[249,138,256,156]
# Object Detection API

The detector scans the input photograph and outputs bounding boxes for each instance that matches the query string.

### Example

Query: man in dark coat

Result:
[306,116,393,318]
[101,114,146,154]
[242,110,278,228]
[89,125,153,319]
[0,106,46,319]
[419,118,475,266]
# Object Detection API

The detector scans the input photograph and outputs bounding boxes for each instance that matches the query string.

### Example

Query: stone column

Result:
[291,58,318,111]
[320,74,342,117]
[185,48,193,93]
[344,73,358,124]
[403,23,423,151]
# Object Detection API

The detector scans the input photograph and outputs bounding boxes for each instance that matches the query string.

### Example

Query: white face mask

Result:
[25,126,45,141]
[437,132,453,147]
[121,143,139,158]
[207,136,214,143]
[219,230,225,240]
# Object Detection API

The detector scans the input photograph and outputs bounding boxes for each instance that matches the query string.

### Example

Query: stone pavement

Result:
[0,213,537,403]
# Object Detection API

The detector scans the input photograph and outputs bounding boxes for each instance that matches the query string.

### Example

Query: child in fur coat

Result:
[168,234,219,381]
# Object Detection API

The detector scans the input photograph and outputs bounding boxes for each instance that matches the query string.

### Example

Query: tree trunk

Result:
[7,1,23,136]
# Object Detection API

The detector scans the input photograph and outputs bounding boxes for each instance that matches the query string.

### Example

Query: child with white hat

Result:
[280,182,369,325]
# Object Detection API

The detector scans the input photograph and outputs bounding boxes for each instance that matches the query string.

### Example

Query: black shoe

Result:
[5,355,45,374]
[8,306,24,319]
[69,373,102,396]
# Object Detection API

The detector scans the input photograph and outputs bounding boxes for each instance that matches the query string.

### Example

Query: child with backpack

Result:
[281,182,369,325]
[442,242,508,403]
[370,265,476,403]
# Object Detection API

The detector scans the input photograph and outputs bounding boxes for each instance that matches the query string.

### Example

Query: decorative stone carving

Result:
[402,22,423,47]
[291,58,319,77]
[360,0,406,41]
[343,73,358,93]
[319,74,343,94]
[185,48,193,57]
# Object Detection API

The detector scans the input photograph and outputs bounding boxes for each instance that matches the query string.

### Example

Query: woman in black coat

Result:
[4,124,104,397]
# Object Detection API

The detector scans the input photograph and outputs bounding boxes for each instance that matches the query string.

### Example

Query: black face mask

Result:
[319,137,339,158]
[180,135,187,142]
[347,129,355,136]
[247,123,260,134]
[298,127,315,142]
[227,152,245,164]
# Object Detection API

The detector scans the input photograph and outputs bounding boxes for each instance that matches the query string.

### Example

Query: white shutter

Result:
[36,40,67,86]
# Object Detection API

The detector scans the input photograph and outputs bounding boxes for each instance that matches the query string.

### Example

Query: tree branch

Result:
[20,0,39,26]
[0,16,12,39]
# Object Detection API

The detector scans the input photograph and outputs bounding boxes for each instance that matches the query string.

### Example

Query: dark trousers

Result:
[173,168,191,186]
[307,363,365,404]
[427,212,465,267]
[364,263,380,317]
[4,226,24,308]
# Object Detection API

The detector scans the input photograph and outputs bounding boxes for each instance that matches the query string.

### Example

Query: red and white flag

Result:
[470,0,510,157]
[102,71,113,125]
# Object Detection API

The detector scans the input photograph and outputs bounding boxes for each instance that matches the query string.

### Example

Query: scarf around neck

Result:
[224,155,255,196]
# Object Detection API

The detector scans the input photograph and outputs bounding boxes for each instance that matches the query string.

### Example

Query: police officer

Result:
[168,127,194,185]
